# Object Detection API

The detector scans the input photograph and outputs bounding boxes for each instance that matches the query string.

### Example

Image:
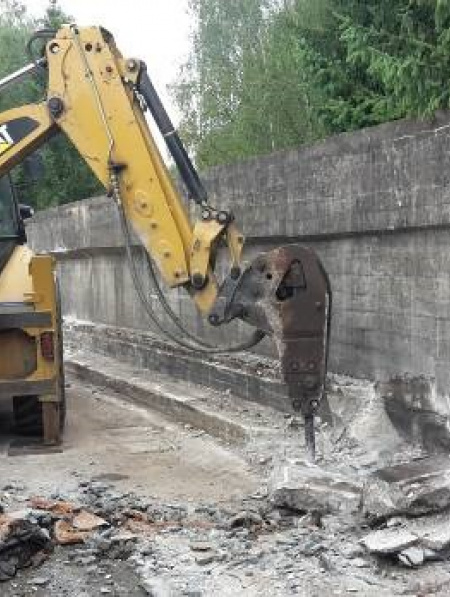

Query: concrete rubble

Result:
[0,514,52,582]
[269,459,362,514]
[3,463,450,594]
[361,528,418,555]
[363,456,450,520]
[362,511,450,567]
[4,377,450,595]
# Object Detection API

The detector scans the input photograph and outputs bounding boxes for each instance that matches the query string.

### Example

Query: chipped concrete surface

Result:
[269,460,362,514]
[363,456,450,520]
[2,373,450,596]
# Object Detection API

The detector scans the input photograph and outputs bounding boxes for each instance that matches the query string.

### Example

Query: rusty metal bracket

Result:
[189,220,225,289]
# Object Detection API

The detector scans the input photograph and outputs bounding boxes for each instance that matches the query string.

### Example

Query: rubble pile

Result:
[358,456,450,573]
[361,517,450,568]
[3,456,450,596]
[0,514,52,582]
[0,480,288,590]
[3,414,450,595]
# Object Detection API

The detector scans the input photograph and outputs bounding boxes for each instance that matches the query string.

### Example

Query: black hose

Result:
[116,198,265,355]
[26,29,56,63]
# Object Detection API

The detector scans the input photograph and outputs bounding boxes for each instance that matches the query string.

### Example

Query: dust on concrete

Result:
[0,382,259,505]
[2,377,450,596]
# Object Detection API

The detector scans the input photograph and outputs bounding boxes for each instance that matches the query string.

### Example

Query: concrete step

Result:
[65,352,285,446]
[64,320,291,412]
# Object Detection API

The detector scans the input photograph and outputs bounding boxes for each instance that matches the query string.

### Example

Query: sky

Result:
[24,0,193,124]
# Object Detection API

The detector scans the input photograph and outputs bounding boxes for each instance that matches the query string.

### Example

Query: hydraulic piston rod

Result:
[0,59,46,92]
[137,66,208,205]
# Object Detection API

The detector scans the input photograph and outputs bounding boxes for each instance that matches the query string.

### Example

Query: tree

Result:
[172,0,335,168]
[173,0,295,168]
[173,0,450,168]
[0,0,102,209]
[280,0,450,134]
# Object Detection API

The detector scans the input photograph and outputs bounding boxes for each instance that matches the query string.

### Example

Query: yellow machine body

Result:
[0,243,63,444]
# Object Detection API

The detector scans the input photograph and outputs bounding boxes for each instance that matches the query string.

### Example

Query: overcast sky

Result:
[24,0,193,123]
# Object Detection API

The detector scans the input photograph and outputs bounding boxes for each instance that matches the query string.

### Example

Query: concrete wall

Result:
[28,112,450,414]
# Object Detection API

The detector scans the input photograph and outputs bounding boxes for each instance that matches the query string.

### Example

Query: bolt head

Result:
[48,97,64,119]
[208,314,220,326]
[192,273,206,290]
[217,211,229,225]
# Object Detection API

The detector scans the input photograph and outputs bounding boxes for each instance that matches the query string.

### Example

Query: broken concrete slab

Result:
[362,512,450,566]
[418,527,450,552]
[363,456,450,520]
[72,511,109,532]
[269,460,362,514]
[410,514,450,552]
[195,551,217,566]
[380,377,450,451]
[189,541,213,552]
[398,546,424,567]
[361,529,418,555]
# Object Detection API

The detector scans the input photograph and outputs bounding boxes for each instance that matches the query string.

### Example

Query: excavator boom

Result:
[0,25,331,457]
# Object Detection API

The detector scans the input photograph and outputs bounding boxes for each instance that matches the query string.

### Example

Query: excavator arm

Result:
[0,25,331,458]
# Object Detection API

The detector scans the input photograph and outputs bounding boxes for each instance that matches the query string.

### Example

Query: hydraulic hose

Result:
[115,194,265,355]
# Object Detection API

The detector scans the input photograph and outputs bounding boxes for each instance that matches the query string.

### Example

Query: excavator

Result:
[0,25,331,460]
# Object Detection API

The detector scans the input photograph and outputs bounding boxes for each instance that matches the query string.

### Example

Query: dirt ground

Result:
[0,382,259,504]
[2,377,450,596]
[0,381,260,596]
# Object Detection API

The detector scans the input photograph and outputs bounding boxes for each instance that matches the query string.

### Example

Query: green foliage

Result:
[312,0,450,132]
[173,0,450,168]
[172,0,316,169]
[0,0,102,210]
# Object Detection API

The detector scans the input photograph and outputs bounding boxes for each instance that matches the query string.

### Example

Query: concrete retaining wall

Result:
[28,112,450,416]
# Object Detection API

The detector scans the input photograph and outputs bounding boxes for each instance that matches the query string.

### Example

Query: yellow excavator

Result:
[0,25,331,459]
